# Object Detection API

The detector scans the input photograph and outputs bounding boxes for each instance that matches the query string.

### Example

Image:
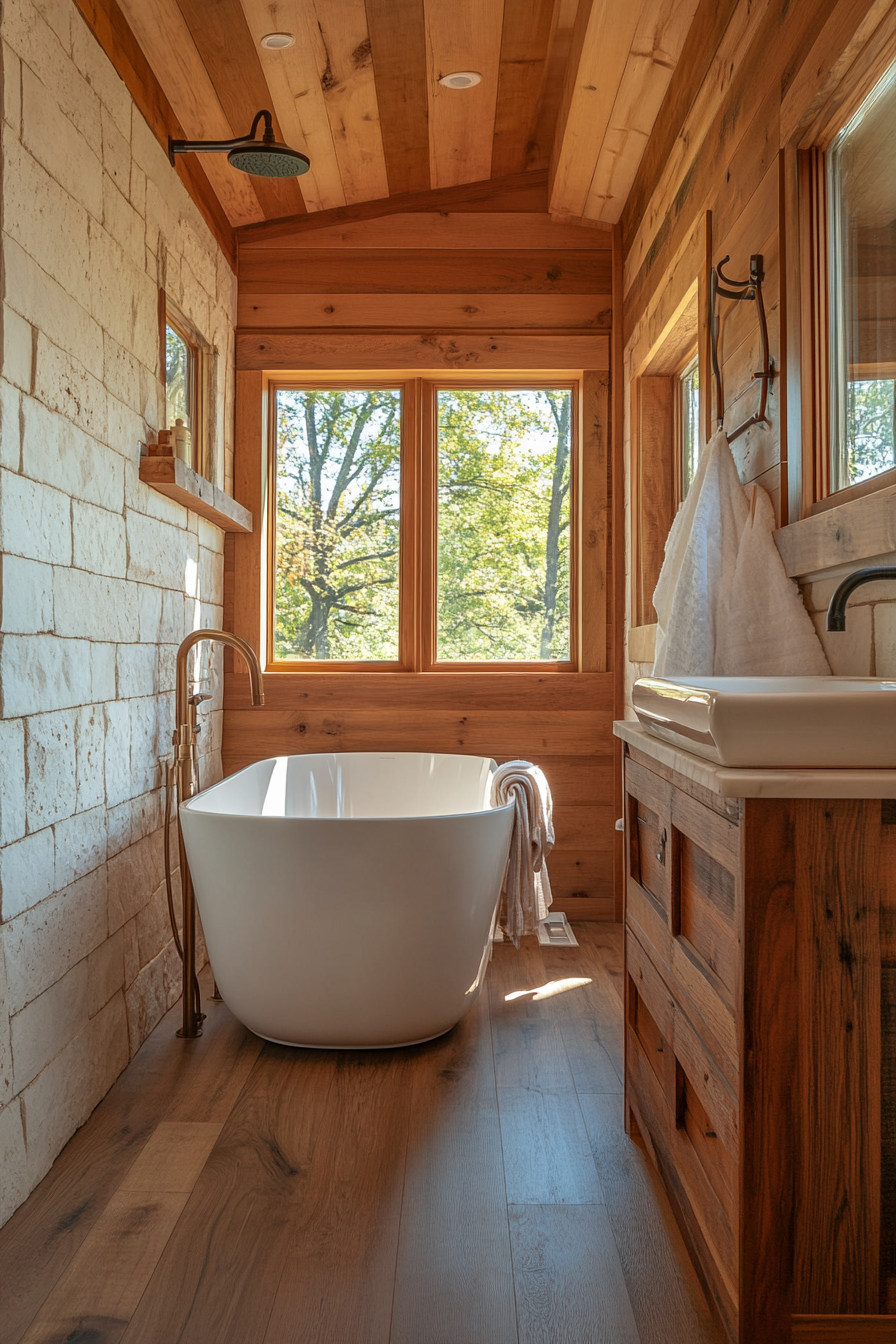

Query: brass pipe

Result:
[174,630,265,1038]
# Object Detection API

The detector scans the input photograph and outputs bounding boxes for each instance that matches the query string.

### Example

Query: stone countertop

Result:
[614,720,896,799]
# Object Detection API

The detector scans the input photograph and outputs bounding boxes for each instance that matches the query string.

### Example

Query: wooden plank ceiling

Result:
[107,0,702,237]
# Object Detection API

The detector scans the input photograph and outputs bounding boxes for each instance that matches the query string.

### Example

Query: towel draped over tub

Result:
[490,761,554,947]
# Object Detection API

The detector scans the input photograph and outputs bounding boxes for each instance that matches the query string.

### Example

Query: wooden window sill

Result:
[774,482,896,579]
[139,456,252,533]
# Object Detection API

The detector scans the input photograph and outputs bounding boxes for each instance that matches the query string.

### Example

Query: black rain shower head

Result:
[168,110,310,179]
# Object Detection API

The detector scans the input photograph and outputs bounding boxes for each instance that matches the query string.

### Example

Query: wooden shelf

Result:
[139,456,252,533]
[774,483,896,580]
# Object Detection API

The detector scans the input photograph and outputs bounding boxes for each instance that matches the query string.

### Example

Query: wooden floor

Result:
[0,925,723,1344]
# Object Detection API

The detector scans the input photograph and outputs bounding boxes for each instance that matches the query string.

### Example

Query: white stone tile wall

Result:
[0,0,238,1225]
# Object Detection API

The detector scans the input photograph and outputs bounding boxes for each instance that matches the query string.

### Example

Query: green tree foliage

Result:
[273,386,572,663]
[165,326,189,429]
[437,388,571,661]
[274,389,402,659]
[846,378,896,483]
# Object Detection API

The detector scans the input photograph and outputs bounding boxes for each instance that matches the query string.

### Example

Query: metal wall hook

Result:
[709,253,775,444]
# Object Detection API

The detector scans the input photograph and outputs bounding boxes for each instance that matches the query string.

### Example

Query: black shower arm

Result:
[169,111,274,165]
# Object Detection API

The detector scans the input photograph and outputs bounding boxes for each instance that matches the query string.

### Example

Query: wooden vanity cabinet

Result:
[621,738,896,1344]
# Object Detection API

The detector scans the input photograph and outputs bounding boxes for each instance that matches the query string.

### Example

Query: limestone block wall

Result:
[0,0,237,1224]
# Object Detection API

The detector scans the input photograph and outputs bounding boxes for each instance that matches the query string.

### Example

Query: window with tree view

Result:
[273,388,402,661]
[436,388,571,662]
[828,58,896,492]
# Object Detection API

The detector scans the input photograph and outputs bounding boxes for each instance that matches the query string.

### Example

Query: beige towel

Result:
[490,761,554,947]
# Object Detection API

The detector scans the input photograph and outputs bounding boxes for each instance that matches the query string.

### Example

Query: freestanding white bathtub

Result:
[178,752,514,1049]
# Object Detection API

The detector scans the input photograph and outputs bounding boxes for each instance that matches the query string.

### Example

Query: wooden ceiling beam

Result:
[239,0,346,213]
[423,0,504,188]
[549,0,699,225]
[175,0,306,219]
[117,0,265,226]
[366,0,431,195]
[235,170,551,246]
[303,0,390,204]
[491,0,558,178]
[71,0,237,270]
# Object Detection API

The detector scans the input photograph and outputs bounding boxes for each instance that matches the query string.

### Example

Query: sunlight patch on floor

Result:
[505,977,592,1002]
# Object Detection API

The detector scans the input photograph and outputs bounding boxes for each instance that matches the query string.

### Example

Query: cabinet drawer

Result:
[625,758,672,916]
[627,928,738,1157]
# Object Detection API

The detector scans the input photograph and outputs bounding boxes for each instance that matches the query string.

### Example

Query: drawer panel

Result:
[627,929,738,1157]
[627,1025,739,1329]
[625,759,671,916]
[627,882,739,1087]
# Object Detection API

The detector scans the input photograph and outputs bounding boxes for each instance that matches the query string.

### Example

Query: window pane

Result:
[273,389,402,661]
[828,59,896,490]
[681,358,700,496]
[165,325,190,430]
[437,388,571,662]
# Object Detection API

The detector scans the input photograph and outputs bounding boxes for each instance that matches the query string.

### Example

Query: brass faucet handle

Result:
[188,692,214,706]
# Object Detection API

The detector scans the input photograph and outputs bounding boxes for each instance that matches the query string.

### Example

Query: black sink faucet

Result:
[826,566,896,630]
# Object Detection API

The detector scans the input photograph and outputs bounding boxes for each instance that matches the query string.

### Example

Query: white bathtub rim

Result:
[182,750,514,822]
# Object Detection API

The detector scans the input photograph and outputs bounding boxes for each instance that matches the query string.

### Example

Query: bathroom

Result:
[0,1,894,1340]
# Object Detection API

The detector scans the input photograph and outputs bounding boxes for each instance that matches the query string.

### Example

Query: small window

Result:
[272,386,403,663]
[162,301,209,476]
[435,387,572,662]
[828,58,896,493]
[679,355,700,497]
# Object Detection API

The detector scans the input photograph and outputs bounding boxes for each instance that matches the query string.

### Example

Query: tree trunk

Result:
[540,395,570,659]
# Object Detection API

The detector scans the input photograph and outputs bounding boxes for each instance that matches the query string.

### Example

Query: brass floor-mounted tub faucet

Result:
[170,630,264,1038]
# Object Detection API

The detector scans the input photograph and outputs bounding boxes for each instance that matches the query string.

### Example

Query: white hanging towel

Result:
[653,430,830,677]
[490,761,554,948]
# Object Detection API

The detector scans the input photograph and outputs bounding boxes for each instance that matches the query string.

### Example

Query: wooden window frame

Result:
[160,293,211,479]
[791,29,896,518]
[265,374,580,674]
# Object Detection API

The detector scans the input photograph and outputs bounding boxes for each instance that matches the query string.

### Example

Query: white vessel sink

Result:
[632,676,896,768]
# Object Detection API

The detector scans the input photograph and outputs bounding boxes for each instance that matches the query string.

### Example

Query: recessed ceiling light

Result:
[439,71,481,89]
[260,32,296,50]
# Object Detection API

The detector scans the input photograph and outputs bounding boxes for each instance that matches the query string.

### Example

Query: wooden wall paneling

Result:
[779,0,896,149]
[231,371,266,658]
[622,0,768,294]
[583,0,701,227]
[423,0,504,189]
[365,0,431,196]
[579,372,610,671]
[549,0,642,221]
[739,799,797,1344]
[793,799,882,1315]
[237,294,612,330]
[236,332,610,371]
[620,0,740,257]
[490,0,557,179]
[633,378,675,627]
[240,0,346,213]
[239,212,612,250]
[173,0,306,219]
[115,0,264,227]
[302,0,390,205]
[612,225,625,919]
[235,170,550,245]
[238,249,613,293]
[622,2,847,346]
[71,0,237,268]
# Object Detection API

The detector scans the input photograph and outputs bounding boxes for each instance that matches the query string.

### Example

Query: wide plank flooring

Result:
[0,925,723,1344]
